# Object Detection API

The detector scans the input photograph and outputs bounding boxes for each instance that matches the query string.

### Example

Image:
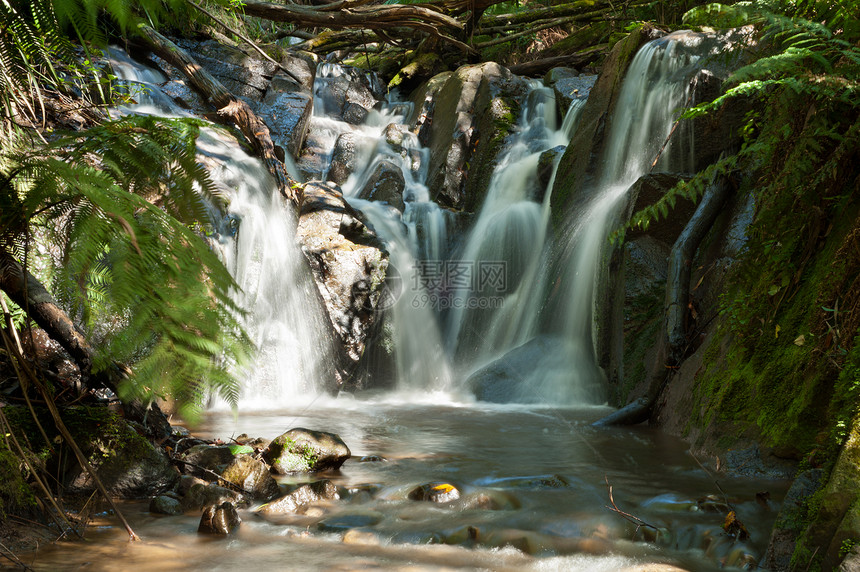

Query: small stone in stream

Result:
[358,455,387,463]
[408,482,460,503]
[258,480,340,516]
[220,454,281,501]
[263,428,351,474]
[456,491,520,511]
[178,474,207,496]
[150,495,183,515]
[342,529,380,545]
[697,494,731,513]
[317,511,383,532]
[198,501,240,535]
[444,525,481,545]
[182,483,245,512]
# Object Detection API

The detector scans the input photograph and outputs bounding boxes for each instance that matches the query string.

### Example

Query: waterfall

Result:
[550,32,707,398]
[445,83,570,372]
[106,48,335,408]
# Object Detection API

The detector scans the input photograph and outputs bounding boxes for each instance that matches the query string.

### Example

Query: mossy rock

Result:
[263,428,350,474]
[0,442,36,518]
[550,23,664,230]
[389,52,447,94]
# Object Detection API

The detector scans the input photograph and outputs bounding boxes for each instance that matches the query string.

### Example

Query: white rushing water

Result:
[551,32,707,394]
[106,49,335,408]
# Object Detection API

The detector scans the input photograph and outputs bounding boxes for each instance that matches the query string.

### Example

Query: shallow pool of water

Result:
[23,396,789,571]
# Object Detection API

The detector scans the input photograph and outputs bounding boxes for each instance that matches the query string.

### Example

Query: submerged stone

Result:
[317,511,383,532]
[258,480,340,516]
[150,494,183,515]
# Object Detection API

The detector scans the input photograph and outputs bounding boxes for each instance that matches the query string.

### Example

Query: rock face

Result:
[198,501,241,535]
[263,428,351,474]
[220,454,281,501]
[418,62,528,211]
[297,182,389,380]
[182,483,245,512]
[550,24,664,229]
[179,444,235,477]
[357,160,406,211]
[154,40,316,160]
[315,65,384,124]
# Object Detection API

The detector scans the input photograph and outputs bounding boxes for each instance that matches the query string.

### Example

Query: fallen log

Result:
[136,25,302,213]
[507,46,606,76]
[240,0,476,54]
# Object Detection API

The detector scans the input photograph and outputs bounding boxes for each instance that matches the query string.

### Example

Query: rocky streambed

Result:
[21,401,791,571]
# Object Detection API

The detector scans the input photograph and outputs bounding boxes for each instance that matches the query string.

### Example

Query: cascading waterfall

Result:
[552,32,707,394]
[106,49,335,407]
[445,83,573,370]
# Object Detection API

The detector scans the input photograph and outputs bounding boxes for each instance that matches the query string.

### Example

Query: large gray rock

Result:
[258,480,340,516]
[315,65,384,123]
[545,68,596,119]
[297,182,389,375]
[64,414,178,498]
[357,160,406,211]
[255,76,313,159]
[263,428,351,474]
[467,336,605,404]
[327,132,359,185]
[420,63,528,211]
[175,39,276,102]
[219,454,281,501]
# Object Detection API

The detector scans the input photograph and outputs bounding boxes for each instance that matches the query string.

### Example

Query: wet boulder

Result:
[544,68,596,119]
[420,63,528,211]
[327,132,360,185]
[255,74,313,159]
[198,501,241,535]
[179,444,235,478]
[182,482,246,512]
[357,160,406,211]
[150,494,183,515]
[315,65,384,123]
[263,428,351,474]
[219,454,281,501]
[258,480,340,516]
[297,182,390,380]
[174,39,275,102]
[467,336,605,404]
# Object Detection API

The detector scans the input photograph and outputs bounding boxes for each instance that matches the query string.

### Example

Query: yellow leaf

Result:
[775,324,781,338]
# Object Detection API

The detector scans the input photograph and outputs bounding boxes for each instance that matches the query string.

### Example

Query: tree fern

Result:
[620,0,859,238]
[3,115,252,419]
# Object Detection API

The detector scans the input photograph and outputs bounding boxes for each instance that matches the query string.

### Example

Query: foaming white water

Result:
[105,48,334,408]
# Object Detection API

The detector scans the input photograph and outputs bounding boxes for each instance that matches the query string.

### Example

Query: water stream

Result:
[20,37,794,571]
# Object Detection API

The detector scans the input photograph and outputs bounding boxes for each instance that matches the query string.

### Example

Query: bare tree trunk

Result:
[136,25,303,214]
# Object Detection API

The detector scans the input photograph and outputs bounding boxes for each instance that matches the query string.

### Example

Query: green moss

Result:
[0,442,35,518]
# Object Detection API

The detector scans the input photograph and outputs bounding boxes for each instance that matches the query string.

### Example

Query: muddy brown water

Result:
[22,399,789,571]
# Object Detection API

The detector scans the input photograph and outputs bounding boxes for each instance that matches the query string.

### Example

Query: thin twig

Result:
[0,539,34,571]
[604,475,659,533]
